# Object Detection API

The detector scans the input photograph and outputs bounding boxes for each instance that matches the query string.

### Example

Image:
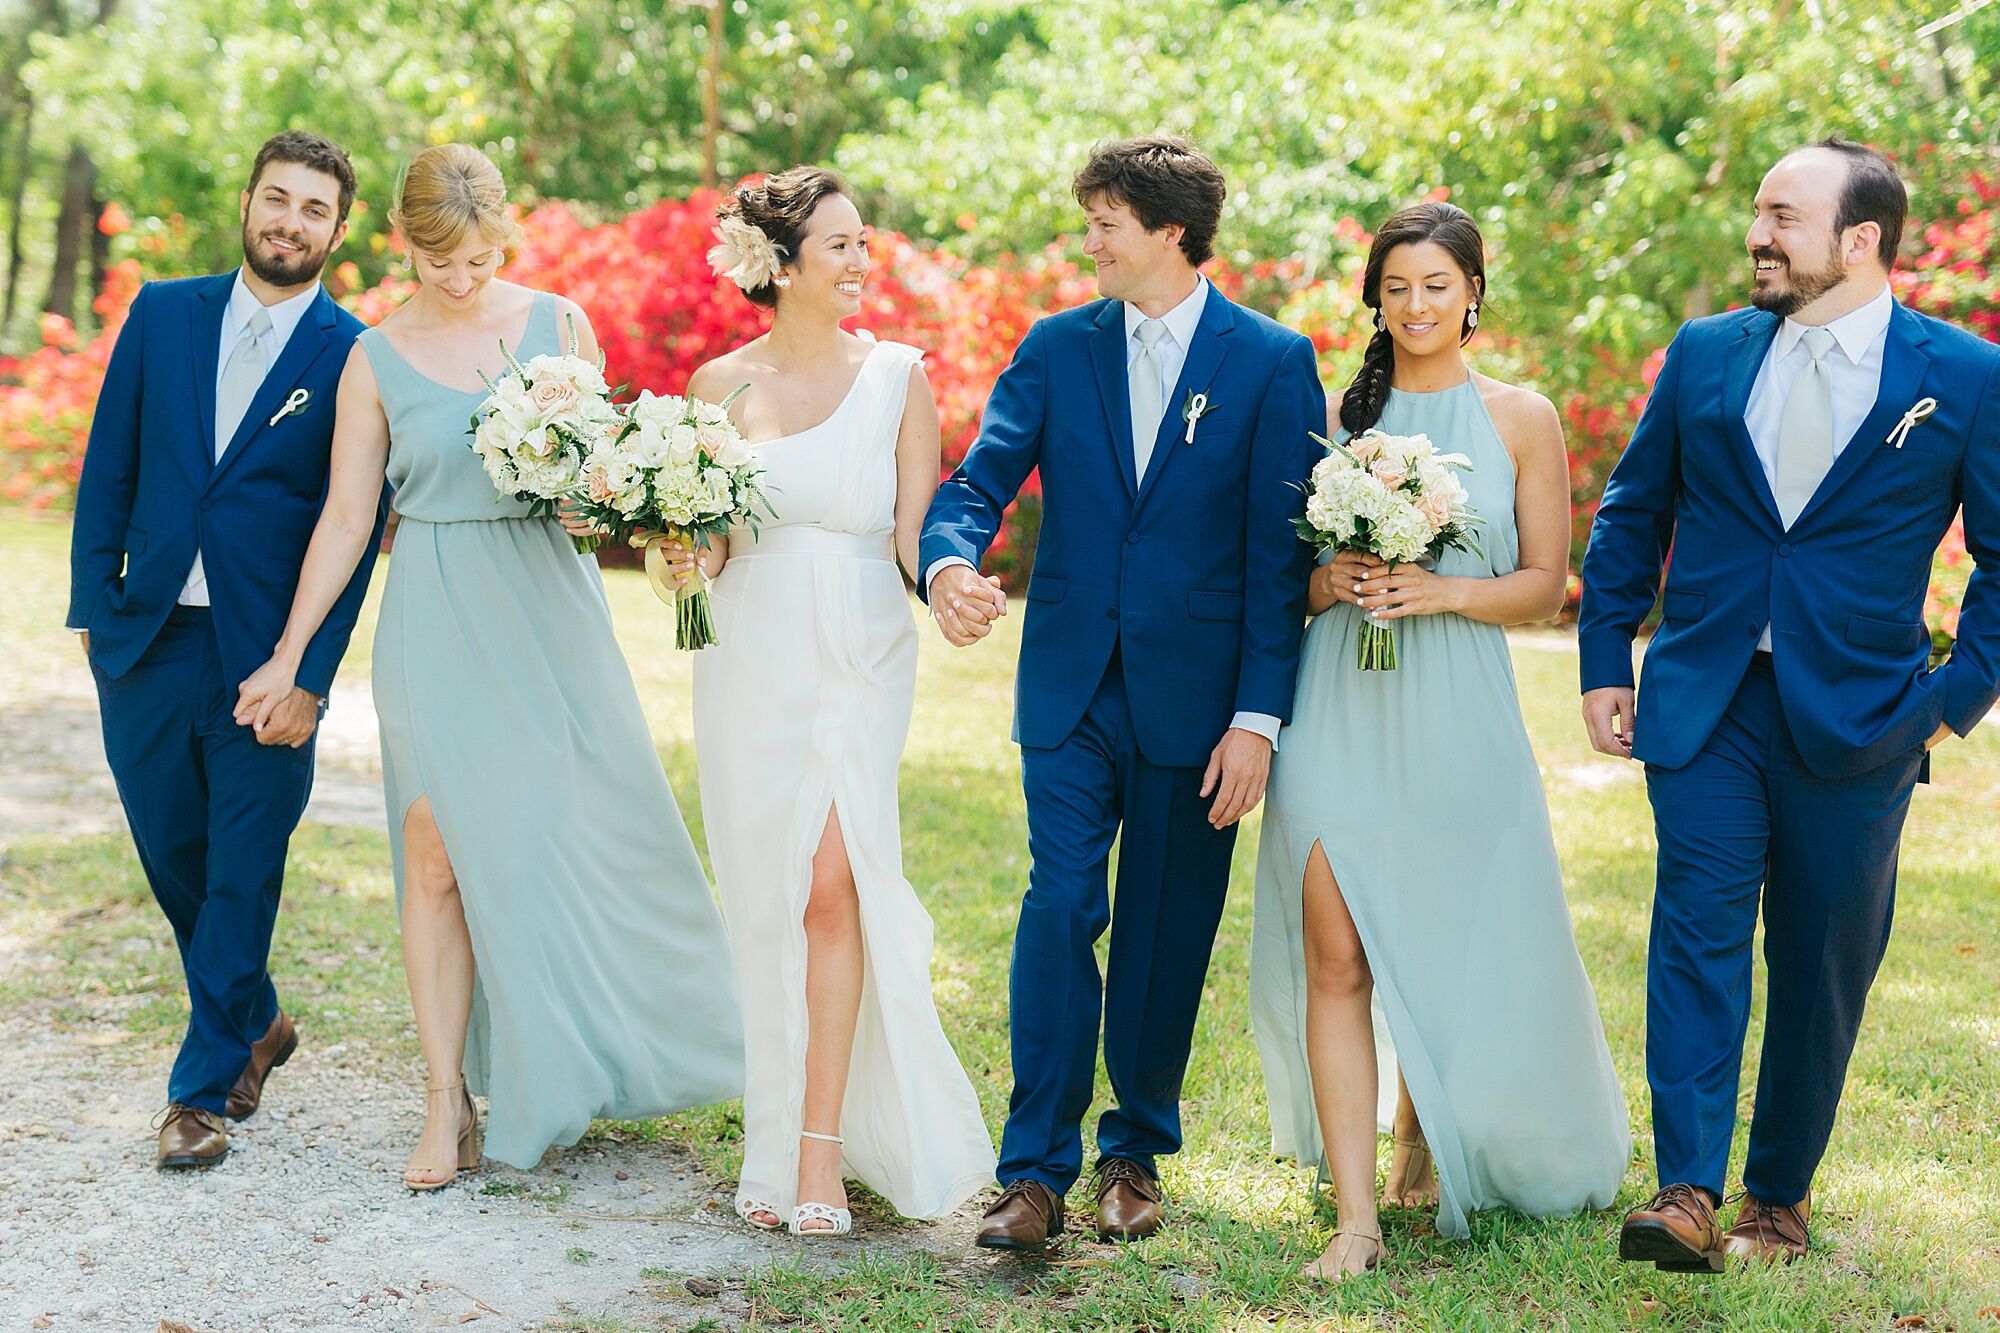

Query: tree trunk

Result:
[701,0,723,189]
[2,93,33,329]
[43,144,94,324]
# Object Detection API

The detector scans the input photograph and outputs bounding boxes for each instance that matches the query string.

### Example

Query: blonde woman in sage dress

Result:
[237,144,743,1189]
[1250,202,1628,1280]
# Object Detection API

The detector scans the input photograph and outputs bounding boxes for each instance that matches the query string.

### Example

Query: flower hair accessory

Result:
[708,214,784,291]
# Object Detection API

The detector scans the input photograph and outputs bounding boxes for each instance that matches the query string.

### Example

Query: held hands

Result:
[928,565,1008,647]
[233,658,321,748]
[1201,727,1273,828]
[1582,686,1636,759]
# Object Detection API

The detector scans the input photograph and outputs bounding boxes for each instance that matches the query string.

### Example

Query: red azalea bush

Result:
[4,178,1991,619]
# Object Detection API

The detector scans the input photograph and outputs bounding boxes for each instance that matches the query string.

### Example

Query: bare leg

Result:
[400,797,475,1185]
[1298,842,1384,1279]
[1384,1073,1438,1209]
[795,806,863,1230]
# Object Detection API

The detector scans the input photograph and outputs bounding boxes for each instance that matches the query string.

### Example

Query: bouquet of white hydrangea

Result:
[567,386,772,650]
[466,315,623,553]
[1295,428,1481,670]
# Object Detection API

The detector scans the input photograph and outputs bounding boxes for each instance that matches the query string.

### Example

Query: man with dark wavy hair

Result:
[921,135,1324,1248]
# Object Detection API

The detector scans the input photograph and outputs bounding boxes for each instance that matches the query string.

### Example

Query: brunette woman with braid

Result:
[1247,202,1630,1280]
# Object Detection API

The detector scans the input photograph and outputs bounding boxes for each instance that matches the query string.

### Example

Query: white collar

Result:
[1773,284,1893,367]
[1124,275,1210,350]
[224,267,322,346]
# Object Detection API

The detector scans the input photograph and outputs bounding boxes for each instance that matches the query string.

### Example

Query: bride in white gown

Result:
[662,167,995,1236]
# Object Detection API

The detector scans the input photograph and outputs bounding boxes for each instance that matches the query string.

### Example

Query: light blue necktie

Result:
[1129,318,1168,480]
[215,305,274,458]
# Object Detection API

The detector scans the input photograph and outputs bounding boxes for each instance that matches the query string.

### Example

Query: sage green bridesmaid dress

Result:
[1250,378,1630,1238]
[360,291,744,1168]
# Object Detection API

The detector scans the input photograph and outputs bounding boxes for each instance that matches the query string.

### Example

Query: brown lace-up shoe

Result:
[1722,1192,1810,1263]
[1094,1157,1164,1241]
[225,1010,298,1121]
[156,1103,229,1170]
[976,1179,1065,1251]
[1618,1182,1725,1273]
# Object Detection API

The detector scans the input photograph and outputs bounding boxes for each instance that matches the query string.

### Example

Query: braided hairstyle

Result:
[1338,201,1488,435]
[717,166,850,308]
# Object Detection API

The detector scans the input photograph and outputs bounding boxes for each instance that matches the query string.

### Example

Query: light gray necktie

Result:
[1129,317,1168,480]
[215,305,274,459]
[1773,326,1837,527]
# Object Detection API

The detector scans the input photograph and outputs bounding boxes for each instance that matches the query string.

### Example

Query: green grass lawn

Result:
[4,509,1997,1331]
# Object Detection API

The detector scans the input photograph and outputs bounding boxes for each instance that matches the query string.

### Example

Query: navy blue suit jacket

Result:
[1579,301,2000,778]
[67,272,384,699]
[920,284,1325,768]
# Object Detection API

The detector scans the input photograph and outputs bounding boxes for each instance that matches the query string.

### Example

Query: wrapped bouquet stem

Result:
[640,527,719,649]
[1295,428,1483,671]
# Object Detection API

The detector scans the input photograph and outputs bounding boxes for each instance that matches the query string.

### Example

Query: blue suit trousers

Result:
[92,607,315,1114]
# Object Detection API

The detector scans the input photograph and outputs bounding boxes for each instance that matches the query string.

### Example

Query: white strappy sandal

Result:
[790,1130,853,1238]
[736,1196,783,1231]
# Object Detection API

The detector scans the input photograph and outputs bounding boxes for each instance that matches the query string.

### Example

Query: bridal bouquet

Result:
[1295,429,1481,671]
[565,387,772,650]
[467,314,622,553]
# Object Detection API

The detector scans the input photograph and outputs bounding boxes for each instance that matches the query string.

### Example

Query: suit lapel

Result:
[1723,312,1783,529]
[1134,284,1236,513]
[1089,301,1138,498]
[207,287,336,489]
[1793,302,1932,531]
[189,272,232,474]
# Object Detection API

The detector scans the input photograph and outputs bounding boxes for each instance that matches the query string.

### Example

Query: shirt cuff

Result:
[67,626,87,634]
[1230,711,1281,748]
[924,556,974,593]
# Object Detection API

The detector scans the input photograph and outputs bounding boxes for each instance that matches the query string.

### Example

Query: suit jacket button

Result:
[1126,533,1139,546]
[1777,543,1793,557]
[1106,607,1118,620]
[199,499,214,512]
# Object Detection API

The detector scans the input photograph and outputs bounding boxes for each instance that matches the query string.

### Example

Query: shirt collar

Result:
[224,267,322,348]
[1773,284,1893,367]
[1124,275,1210,351]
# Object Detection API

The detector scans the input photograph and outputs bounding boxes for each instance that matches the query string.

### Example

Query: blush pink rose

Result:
[1369,456,1406,488]
[530,377,582,419]
[1419,489,1454,528]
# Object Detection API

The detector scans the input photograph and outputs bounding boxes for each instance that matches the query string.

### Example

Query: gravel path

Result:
[0,657,983,1332]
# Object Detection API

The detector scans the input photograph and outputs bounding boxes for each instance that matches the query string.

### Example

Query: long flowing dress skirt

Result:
[694,525,995,1219]
[375,515,746,1168]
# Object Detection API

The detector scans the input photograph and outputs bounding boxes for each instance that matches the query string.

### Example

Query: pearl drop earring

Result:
[1466,303,1479,331]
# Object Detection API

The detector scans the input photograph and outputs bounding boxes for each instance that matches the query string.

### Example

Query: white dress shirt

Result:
[1743,284,1893,648]
[1125,274,1211,478]
[179,270,321,607]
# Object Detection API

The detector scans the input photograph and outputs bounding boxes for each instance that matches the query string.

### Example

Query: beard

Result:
[241,220,332,288]
[1749,240,1846,317]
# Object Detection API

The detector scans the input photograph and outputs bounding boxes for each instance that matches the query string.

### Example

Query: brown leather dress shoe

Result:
[225,1010,299,1121]
[156,1103,229,1170]
[1618,1182,1725,1273]
[1094,1157,1164,1241]
[976,1179,1065,1251]
[1723,1192,1810,1263]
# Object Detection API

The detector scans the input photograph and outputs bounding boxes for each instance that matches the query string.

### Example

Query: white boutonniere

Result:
[1181,390,1213,445]
[1886,397,1937,449]
[267,388,311,428]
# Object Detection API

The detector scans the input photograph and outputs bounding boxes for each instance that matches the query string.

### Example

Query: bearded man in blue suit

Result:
[920,136,1324,1248]
[1581,139,1998,1269]
[67,131,386,1169]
